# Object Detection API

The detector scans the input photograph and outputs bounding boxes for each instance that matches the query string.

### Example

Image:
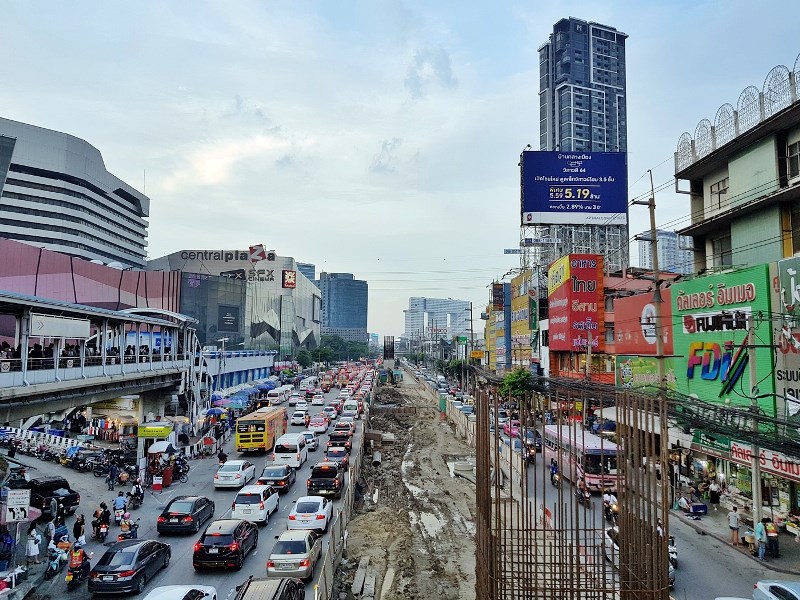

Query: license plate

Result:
[170,518,179,523]
[103,576,114,581]
[208,548,219,554]
[278,563,294,570]
[243,509,251,513]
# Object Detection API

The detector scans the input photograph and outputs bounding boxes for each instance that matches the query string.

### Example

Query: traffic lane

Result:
[140,397,362,598]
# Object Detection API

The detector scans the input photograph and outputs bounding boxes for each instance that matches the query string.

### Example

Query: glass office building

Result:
[318,272,368,343]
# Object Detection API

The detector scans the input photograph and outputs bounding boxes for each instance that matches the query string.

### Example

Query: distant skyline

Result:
[3,1,800,336]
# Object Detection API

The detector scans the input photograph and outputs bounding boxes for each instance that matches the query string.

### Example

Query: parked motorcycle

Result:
[44,546,68,580]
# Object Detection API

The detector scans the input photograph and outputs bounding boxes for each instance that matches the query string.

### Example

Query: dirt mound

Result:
[336,380,476,599]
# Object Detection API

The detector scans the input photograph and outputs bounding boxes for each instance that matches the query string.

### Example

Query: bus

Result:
[235,407,288,453]
[542,425,619,492]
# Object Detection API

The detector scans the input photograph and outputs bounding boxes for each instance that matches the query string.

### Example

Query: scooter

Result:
[126,491,143,510]
[44,546,68,580]
[668,535,678,568]
[95,522,109,543]
[117,519,140,542]
[114,508,124,525]
[576,488,591,507]
[551,472,561,487]
[65,552,93,592]
[604,502,619,524]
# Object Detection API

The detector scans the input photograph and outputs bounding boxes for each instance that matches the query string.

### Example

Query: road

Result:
[524,448,765,600]
[24,385,358,599]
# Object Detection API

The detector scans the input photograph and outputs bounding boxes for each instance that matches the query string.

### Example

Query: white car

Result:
[300,430,320,451]
[288,495,333,533]
[213,459,256,488]
[231,484,280,524]
[753,581,800,600]
[322,406,338,421]
[296,400,309,412]
[308,417,328,434]
[311,393,325,406]
[290,410,308,426]
[142,585,217,600]
[604,527,675,587]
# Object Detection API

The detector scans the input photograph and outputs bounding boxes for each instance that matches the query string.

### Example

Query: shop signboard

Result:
[773,257,800,428]
[613,291,673,356]
[547,254,604,352]
[137,423,174,438]
[510,271,531,362]
[616,355,676,390]
[691,431,731,455]
[730,441,800,481]
[671,264,776,415]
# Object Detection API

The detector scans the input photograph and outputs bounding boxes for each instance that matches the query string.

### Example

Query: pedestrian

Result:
[727,505,740,546]
[26,523,41,565]
[756,518,768,560]
[765,518,780,558]
[709,480,721,510]
[44,518,55,547]
[49,496,58,521]
[73,514,86,546]
[107,463,119,491]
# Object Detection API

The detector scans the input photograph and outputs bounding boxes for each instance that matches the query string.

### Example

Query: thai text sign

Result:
[730,441,800,480]
[521,151,628,226]
[547,254,604,352]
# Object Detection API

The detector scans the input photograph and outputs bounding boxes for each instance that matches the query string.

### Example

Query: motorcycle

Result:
[44,546,68,580]
[97,523,109,543]
[550,472,561,487]
[126,490,143,510]
[117,519,140,541]
[576,488,591,507]
[114,508,124,525]
[604,501,619,524]
[668,535,678,568]
[65,552,93,592]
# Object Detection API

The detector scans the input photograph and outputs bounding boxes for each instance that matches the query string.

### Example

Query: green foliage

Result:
[407,352,425,365]
[443,359,468,379]
[318,335,368,362]
[296,350,313,368]
[499,368,534,399]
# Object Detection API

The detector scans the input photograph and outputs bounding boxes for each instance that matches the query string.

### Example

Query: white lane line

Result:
[226,588,236,600]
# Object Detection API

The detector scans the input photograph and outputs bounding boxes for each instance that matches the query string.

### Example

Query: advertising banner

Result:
[521,151,628,226]
[772,258,800,428]
[616,355,676,390]
[547,254,604,352]
[492,283,504,310]
[613,291,673,356]
[672,264,775,414]
[282,270,297,289]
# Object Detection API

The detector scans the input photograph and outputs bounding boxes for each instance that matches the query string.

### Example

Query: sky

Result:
[3,1,800,337]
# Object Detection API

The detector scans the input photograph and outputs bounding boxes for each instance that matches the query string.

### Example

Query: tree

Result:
[296,350,313,368]
[500,368,535,399]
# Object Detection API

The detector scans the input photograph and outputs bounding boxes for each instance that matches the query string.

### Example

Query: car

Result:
[340,410,357,422]
[333,421,354,437]
[524,428,543,450]
[157,495,216,534]
[266,530,322,581]
[300,430,320,451]
[502,420,521,438]
[753,581,800,600]
[459,405,474,415]
[287,393,302,406]
[26,476,80,517]
[322,406,338,421]
[257,464,297,493]
[308,417,328,434]
[603,527,675,587]
[296,401,309,412]
[193,519,259,571]
[231,485,280,525]
[143,585,218,600]
[290,411,308,426]
[311,393,325,406]
[327,430,353,451]
[88,539,171,595]
[233,577,304,600]
[323,443,346,462]
[214,460,257,489]
[307,462,346,498]
[287,496,333,533]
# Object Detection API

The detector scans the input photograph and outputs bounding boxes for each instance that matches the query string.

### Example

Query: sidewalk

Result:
[673,505,800,575]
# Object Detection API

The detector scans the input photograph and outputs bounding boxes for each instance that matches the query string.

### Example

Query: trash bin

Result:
[161,465,173,488]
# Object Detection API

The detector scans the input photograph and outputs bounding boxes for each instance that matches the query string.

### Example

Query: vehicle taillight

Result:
[183,516,193,522]
[232,502,236,510]
[235,473,241,479]
[296,453,300,460]
[316,514,326,520]
[89,571,98,579]
[267,560,275,568]
[157,516,166,523]
[229,542,239,551]
[289,515,296,520]
[259,501,264,510]
[118,570,137,578]
[76,493,80,504]
[299,558,310,567]
[214,473,219,479]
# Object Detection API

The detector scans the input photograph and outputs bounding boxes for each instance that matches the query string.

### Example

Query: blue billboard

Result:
[521,151,628,226]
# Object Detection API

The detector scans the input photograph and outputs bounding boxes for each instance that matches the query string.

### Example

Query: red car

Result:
[502,420,521,438]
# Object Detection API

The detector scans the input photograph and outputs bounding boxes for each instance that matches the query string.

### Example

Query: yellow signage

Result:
[137,423,174,438]
[470,350,483,359]
[548,255,571,296]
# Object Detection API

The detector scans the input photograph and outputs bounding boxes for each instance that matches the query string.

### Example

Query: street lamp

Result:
[216,337,229,394]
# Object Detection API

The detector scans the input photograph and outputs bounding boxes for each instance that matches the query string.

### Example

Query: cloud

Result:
[370,138,404,173]
[404,46,458,99]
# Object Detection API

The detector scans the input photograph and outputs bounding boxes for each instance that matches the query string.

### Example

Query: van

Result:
[342,399,359,418]
[272,433,308,468]
[267,388,287,405]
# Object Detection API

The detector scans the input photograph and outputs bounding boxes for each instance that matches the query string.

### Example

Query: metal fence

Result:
[313,432,363,600]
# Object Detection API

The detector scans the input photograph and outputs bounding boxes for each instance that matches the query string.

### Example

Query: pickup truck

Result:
[26,476,80,517]
[326,431,352,452]
[306,462,345,499]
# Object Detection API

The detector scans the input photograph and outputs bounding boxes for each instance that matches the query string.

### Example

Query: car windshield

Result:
[98,551,135,567]
[311,467,337,479]
[235,494,262,505]
[292,412,305,418]
[168,501,195,513]
[219,464,242,472]
[261,467,287,477]
[272,540,307,554]
[296,501,321,513]
[202,533,234,545]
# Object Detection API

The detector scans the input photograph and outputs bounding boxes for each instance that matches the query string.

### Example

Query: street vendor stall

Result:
[147,440,177,489]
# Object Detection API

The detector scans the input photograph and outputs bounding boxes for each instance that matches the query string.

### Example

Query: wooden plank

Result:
[352,556,370,595]
[363,566,377,597]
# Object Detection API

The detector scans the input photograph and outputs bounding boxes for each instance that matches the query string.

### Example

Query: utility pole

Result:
[748,315,763,527]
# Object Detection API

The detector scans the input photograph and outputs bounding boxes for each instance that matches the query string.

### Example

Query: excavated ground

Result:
[333,378,476,600]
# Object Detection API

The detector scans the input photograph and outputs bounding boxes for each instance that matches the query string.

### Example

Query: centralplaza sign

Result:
[180,250,276,263]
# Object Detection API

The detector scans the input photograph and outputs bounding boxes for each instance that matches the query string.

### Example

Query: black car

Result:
[234,577,304,600]
[307,462,345,498]
[157,496,215,534]
[88,539,171,595]
[193,519,258,571]
[257,465,297,493]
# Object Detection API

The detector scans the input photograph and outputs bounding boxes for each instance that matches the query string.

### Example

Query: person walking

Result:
[709,480,721,510]
[765,518,780,558]
[26,523,41,565]
[107,462,119,491]
[44,518,55,547]
[755,518,768,560]
[727,506,741,546]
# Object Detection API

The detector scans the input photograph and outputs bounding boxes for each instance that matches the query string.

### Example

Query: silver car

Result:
[266,529,322,581]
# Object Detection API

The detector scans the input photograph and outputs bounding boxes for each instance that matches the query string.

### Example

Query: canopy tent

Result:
[147,441,177,455]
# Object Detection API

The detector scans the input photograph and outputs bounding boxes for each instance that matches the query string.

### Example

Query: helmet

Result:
[73,541,82,550]
[123,512,130,519]
[60,535,69,543]
[118,491,124,496]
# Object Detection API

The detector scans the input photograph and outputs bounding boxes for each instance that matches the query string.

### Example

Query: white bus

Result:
[542,425,619,492]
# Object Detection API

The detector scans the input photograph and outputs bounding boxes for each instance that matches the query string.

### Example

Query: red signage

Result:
[547,254,605,352]
[282,270,297,289]
[613,290,673,356]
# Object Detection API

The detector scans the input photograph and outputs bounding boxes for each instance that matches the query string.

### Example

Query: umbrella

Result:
[213,398,232,407]
[210,391,224,400]
[205,408,227,417]
[225,398,250,409]
[148,441,177,454]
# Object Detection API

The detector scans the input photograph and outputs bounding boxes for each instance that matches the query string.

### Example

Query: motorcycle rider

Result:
[112,491,127,522]
[129,479,144,506]
[92,503,110,538]
[56,534,72,553]
[550,459,559,485]
[217,448,228,466]
[602,489,618,507]
[68,541,91,581]
[119,513,136,539]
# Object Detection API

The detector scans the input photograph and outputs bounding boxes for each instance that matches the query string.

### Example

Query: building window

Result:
[712,235,732,269]
[789,141,800,180]
[710,177,729,209]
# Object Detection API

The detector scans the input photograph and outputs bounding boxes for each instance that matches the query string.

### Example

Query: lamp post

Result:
[216,337,229,394]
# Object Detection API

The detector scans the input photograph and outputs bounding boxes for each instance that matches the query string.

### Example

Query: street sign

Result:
[503,249,522,254]
[5,489,30,522]
[521,237,560,246]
